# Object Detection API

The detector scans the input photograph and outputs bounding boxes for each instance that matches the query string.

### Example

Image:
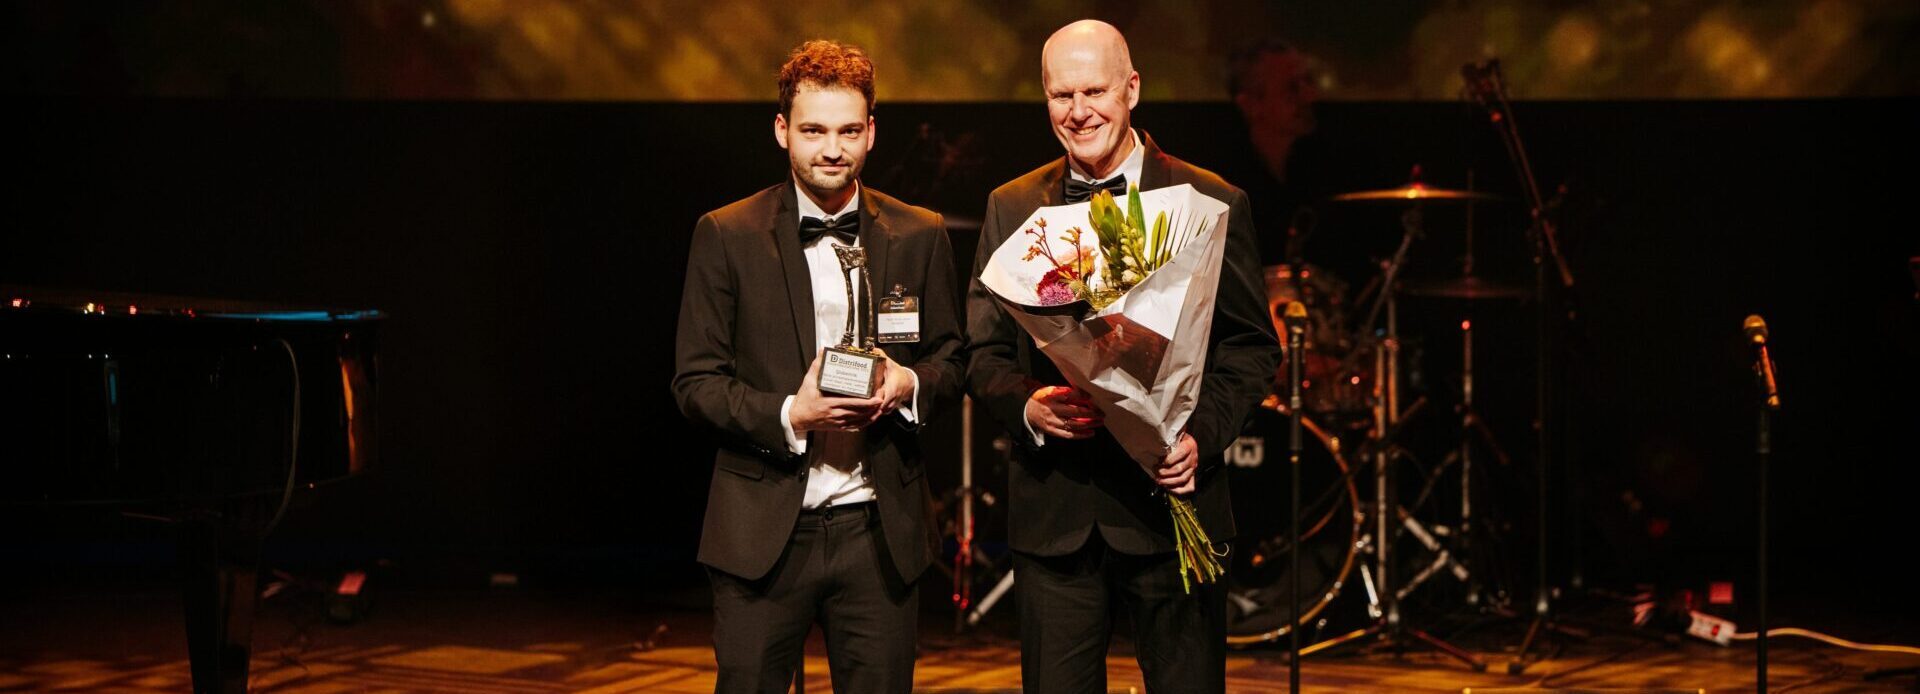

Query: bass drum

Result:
[1222,400,1365,645]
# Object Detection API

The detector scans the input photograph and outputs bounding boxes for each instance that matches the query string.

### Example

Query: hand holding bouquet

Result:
[980,183,1232,592]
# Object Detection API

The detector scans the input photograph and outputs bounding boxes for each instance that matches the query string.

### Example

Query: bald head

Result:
[1040,20,1141,179]
[1042,20,1133,84]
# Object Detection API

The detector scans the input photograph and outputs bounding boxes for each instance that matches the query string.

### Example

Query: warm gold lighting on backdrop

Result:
[11,1,1914,100]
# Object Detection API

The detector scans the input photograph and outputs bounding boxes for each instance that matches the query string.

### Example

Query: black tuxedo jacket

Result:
[673,181,966,582]
[965,132,1281,557]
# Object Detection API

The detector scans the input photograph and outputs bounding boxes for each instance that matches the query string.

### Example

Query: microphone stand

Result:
[1286,305,1307,694]
[1463,58,1580,674]
[1749,322,1780,693]
[1756,382,1770,694]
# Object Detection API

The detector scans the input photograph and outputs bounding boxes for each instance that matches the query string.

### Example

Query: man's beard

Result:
[794,161,858,198]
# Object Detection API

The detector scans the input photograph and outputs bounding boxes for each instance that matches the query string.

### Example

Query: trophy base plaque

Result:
[819,345,883,398]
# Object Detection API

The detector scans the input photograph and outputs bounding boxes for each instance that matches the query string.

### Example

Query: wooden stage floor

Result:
[3,586,1914,692]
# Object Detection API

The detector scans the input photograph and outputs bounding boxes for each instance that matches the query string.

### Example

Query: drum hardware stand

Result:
[1455,172,1489,611]
[1398,296,1518,609]
[1464,57,1583,675]
[966,569,1017,627]
[948,397,1017,630]
[1301,202,1485,671]
[953,395,980,631]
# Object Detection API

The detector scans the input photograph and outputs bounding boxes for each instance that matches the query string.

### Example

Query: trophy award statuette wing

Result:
[818,244,883,398]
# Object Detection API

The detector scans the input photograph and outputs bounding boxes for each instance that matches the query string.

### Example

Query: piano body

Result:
[2,287,379,693]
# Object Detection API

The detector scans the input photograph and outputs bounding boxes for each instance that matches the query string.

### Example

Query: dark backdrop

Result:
[4,97,1917,628]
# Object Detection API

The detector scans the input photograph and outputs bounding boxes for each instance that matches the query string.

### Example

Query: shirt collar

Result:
[794,177,861,224]
[1067,128,1145,187]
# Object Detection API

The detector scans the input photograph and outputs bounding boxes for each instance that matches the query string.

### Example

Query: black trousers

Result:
[710,503,918,694]
[1014,533,1227,694]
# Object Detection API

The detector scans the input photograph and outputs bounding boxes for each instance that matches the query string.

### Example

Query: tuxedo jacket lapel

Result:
[772,183,816,366]
[1138,130,1173,192]
[1040,160,1068,208]
[859,192,891,321]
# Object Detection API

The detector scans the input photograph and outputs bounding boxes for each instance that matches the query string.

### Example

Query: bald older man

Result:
[964,20,1280,694]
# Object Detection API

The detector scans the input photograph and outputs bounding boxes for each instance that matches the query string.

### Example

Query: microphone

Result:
[1461,59,1502,102]
[1284,301,1308,338]
[1460,58,1499,83]
[1284,302,1308,434]
[1744,315,1780,410]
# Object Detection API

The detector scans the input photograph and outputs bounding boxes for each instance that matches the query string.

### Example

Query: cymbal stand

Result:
[954,396,978,631]
[1304,205,1483,671]
[949,397,1016,629]
[1369,223,1518,615]
[1458,176,1486,608]
[1400,316,1515,610]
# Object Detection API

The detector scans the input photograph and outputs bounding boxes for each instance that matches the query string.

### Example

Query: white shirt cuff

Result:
[895,368,921,423]
[779,395,807,454]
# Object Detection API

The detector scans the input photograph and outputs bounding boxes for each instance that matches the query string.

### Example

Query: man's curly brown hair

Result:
[778,40,875,118]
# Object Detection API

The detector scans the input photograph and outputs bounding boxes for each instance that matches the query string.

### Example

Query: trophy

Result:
[818,244,884,398]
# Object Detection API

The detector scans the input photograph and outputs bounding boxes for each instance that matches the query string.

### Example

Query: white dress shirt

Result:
[1026,129,1146,446]
[1067,127,1146,190]
[777,180,920,508]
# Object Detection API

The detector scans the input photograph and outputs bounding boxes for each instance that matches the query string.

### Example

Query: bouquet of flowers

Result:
[980,183,1232,592]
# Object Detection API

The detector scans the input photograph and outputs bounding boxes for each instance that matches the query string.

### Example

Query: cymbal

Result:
[1400,276,1528,300]
[1331,183,1506,203]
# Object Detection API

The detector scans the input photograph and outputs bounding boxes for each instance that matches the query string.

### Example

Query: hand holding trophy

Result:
[818,244,884,398]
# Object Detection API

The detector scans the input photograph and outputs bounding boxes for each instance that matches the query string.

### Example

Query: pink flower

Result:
[1036,281,1077,306]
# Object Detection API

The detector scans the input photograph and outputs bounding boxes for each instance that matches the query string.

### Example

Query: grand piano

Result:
[1,287,379,694]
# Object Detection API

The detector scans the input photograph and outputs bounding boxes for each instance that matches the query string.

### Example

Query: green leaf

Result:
[1126,184,1147,238]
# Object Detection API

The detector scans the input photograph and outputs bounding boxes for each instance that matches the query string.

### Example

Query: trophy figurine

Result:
[818,244,884,398]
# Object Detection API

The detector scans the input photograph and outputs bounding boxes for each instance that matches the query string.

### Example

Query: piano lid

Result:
[2,285,381,506]
[2,285,383,321]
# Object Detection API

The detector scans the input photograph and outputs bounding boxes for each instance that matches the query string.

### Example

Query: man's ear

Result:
[866,116,876,151]
[1126,71,1141,110]
[774,113,789,149]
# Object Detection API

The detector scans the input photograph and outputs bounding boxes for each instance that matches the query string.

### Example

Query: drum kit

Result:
[939,58,1579,679]
[1223,177,1533,669]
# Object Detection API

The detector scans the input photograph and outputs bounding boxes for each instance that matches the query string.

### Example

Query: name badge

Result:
[876,284,919,344]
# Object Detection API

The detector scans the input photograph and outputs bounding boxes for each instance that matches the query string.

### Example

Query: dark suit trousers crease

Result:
[1015,534,1227,694]
[711,505,918,694]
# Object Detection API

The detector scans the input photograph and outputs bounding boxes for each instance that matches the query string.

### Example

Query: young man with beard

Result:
[673,39,966,694]
[964,20,1280,694]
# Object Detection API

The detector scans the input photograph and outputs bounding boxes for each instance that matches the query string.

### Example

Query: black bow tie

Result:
[798,214,859,246]
[1064,174,1129,204]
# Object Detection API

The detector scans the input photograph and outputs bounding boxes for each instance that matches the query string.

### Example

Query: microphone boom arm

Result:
[1463,60,1575,289]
